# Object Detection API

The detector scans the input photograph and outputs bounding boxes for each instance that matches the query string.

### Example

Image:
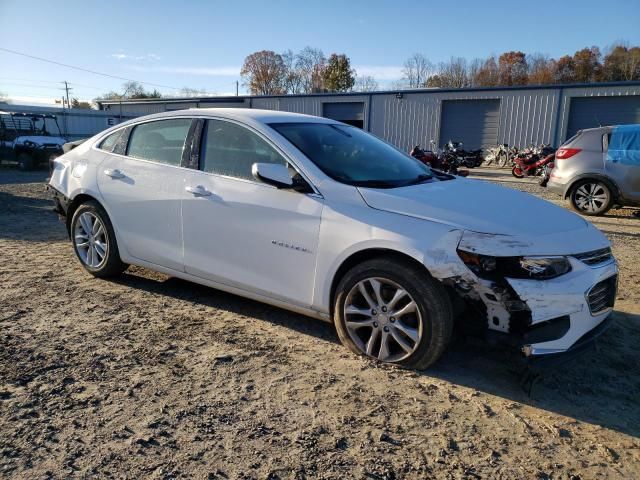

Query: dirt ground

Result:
[1,166,639,480]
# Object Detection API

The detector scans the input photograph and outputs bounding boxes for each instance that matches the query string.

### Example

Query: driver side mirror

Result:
[252,163,294,189]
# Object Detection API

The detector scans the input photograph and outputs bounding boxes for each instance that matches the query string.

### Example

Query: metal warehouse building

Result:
[97,81,640,150]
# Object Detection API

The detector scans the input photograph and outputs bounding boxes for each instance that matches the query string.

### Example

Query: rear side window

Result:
[98,129,124,152]
[127,119,192,166]
[201,119,286,180]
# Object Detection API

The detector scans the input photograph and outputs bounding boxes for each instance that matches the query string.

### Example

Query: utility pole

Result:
[236,80,239,96]
[63,81,72,108]
[62,81,73,139]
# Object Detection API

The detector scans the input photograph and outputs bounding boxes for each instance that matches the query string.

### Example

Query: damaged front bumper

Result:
[431,229,618,359]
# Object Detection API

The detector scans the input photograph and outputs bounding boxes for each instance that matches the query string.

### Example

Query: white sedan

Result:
[48,109,618,368]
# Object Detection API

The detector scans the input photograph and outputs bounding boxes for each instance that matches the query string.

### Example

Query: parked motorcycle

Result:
[512,150,555,179]
[410,143,469,177]
[484,143,516,168]
[443,140,483,168]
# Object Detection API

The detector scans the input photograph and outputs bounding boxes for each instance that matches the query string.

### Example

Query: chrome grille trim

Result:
[586,275,617,315]
[573,247,613,266]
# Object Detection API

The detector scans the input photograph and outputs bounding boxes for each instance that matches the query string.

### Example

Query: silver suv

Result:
[548,125,640,216]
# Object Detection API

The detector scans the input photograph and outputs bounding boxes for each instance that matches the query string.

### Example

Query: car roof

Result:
[133,108,335,125]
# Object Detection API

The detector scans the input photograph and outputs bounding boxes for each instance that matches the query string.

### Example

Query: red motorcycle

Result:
[410,145,469,177]
[512,152,555,179]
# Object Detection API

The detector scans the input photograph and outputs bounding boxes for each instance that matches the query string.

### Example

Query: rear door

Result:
[97,118,193,271]
[181,118,323,305]
[604,126,640,203]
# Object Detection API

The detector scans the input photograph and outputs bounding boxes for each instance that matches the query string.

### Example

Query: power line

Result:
[0,47,182,91]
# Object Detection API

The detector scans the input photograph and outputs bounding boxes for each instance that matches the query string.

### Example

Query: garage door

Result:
[322,102,364,128]
[566,95,640,139]
[439,99,500,149]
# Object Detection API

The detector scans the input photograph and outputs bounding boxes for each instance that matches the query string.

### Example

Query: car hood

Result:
[357,177,588,236]
[15,136,66,146]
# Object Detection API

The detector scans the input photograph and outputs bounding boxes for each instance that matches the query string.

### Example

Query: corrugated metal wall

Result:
[98,83,640,150]
[556,84,640,143]
[369,88,561,150]
[1,103,137,140]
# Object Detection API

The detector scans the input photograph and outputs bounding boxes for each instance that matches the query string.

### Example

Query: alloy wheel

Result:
[574,182,609,213]
[344,277,423,362]
[74,212,108,268]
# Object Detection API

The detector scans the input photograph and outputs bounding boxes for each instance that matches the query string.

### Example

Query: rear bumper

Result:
[546,179,566,196]
[46,184,70,217]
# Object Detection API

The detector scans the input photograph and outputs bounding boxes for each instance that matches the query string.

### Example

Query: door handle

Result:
[185,185,212,197]
[104,168,125,179]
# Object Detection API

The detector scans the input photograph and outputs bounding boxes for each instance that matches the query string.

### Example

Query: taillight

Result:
[556,147,581,159]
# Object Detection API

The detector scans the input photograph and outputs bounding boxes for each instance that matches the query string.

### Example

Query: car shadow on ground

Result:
[0,166,49,184]
[111,269,640,438]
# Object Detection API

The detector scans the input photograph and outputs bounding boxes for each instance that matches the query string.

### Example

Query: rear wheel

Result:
[17,153,35,171]
[333,257,453,370]
[70,201,128,277]
[497,152,508,168]
[570,180,613,216]
[512,165,524,178]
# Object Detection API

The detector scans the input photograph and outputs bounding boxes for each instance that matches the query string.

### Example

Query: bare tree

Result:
[527,54,555,85]
[473,55,500,86]
[281,49,304,94]
[428,57,469,88]
[354,75,379,92]
[402,53,432,88]
[240,50,286,95]
[602,44,640,80]
[180,87,207,97]
[296,47,326,93]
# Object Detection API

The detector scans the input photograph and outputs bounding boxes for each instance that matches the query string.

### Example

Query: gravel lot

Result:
[1,166,639,480]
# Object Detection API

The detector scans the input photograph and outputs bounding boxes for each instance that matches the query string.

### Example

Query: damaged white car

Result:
[48,109,618,368]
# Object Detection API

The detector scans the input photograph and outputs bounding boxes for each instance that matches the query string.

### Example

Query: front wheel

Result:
[17,153,35,171]
[70,201,128,277]
[333,257,453,370]
[570,180,613,216]
[497,152,508,168]
[512,165,524,178]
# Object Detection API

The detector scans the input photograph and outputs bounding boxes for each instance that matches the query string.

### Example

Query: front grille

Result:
[573,247,613,266]
[587,275,617,315]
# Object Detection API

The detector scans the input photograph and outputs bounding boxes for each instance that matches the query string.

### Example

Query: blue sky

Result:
[1,0,639,104]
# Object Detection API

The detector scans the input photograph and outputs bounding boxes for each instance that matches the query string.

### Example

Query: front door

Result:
[181,118,323,305]
[97,118,193,271]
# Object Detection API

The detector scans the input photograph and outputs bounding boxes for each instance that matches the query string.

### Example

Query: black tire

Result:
[333,256,453,370]
[569,179,613,216]
[70,200,128,277]
[17,153,35,171]
[497,152,508,168]
[511,165,525,178]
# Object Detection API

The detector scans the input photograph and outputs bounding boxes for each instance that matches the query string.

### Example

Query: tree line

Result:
[85,42,639,105]
[242,43,640,95]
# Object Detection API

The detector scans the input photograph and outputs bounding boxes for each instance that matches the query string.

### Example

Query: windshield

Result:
[270,122,432,188]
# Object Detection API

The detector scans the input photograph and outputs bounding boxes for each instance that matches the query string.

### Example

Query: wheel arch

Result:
[65,193,104,235]
[328,248,433,317]
[563,174,620,201]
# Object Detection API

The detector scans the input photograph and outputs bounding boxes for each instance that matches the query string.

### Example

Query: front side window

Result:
[127,119,192,166]
[98,129,124,152]
[201,119,286,180]
[271,122,432,188]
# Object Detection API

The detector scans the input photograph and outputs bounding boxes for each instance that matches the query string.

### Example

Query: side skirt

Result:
[120,257,332,323]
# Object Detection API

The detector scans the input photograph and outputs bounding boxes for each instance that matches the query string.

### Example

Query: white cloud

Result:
[129,65,240,77]
[110,53,162,61]
[354,65,404,81]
